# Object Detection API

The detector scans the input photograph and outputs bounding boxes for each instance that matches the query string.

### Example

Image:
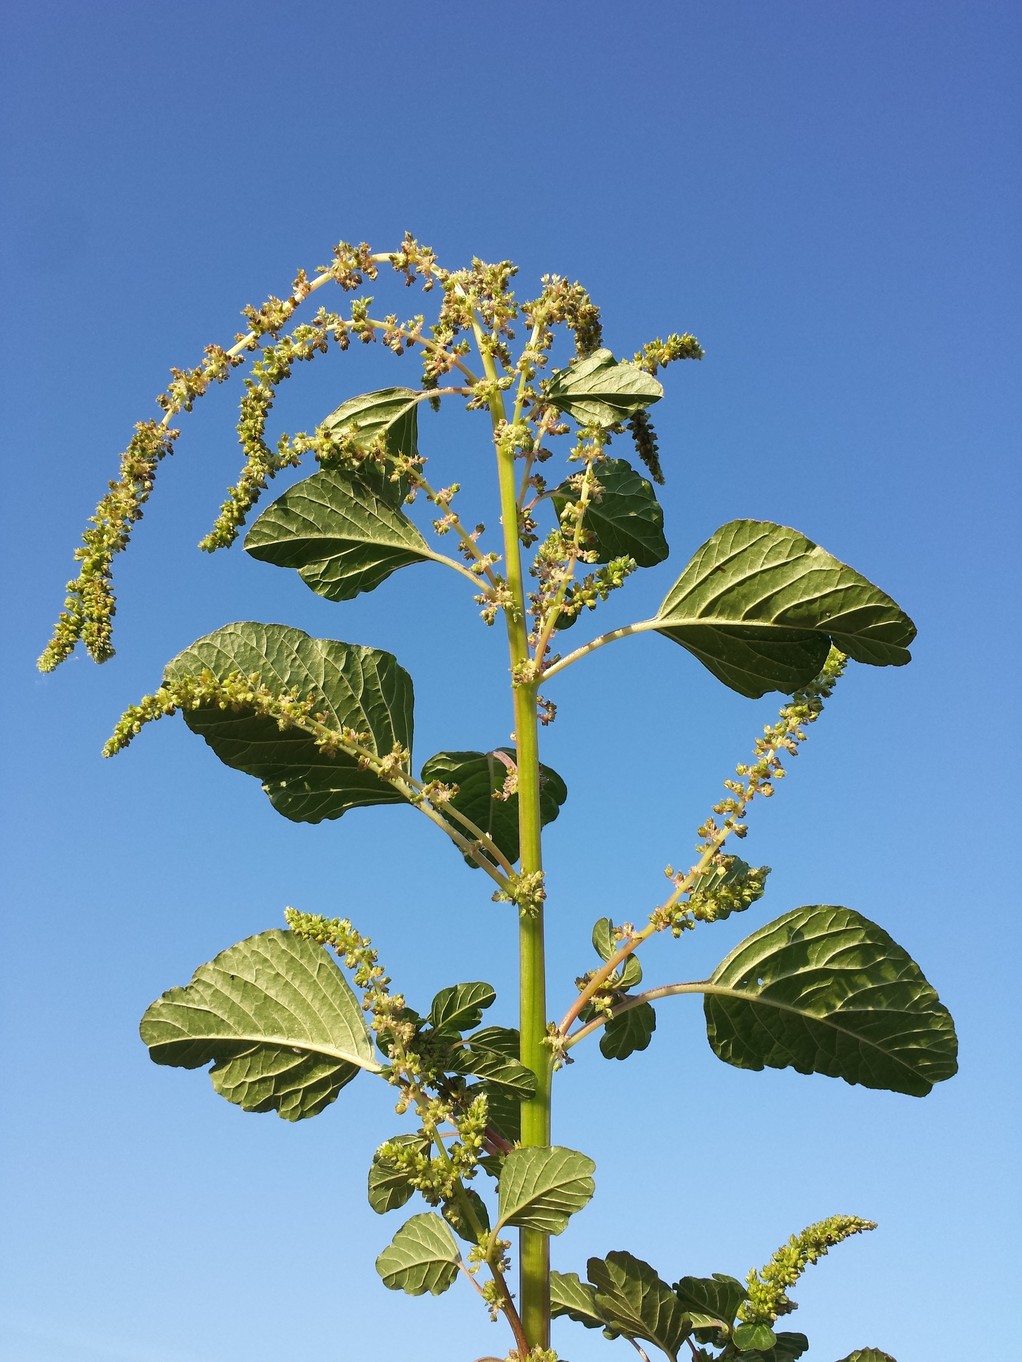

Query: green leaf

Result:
[704,906,958,1096]
[588,1251,690,1361]
[368,1134,429,1214]
[553,458,669,566]
[496,1147,596,1234]
[835,1351,896,1362]
[465,1025,521,1058]
[467,1080,521,1146]
[244,466,431,602]
[592,918,643,989]
[442,1188,490,1243]
[429,981,497,1035]
[375,1213,460,1296]
[547,348,663,428]
[673,1273,747,1329]
[600,1003,657,1060]
[741,1332,810,1362]
[653,520,916,697]
[688,856,767,922]
[734,1322,779,1352]
[320,386,421,461]
[140,930,379,1121]
[451,1044,537,1098]
[461,1028,527,1139]
[164,622,413,823]
[419,749,567,866]
[550,1271,620,1337]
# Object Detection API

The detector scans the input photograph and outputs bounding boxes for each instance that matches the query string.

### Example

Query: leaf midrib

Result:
[151,1020,383,1072]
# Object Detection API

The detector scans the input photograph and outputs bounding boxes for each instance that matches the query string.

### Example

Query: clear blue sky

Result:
[2,4,1019,1360]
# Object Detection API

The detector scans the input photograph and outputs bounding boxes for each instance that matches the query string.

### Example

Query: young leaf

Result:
[495,1147,596,1234]
[600,1002,657,1060]
[140,929,380,1121]
[368,1134,429,1214]
[673,1273,748,1329]
[419,749,567,866]
[835,1351,896,1362]
[375,1213,461,1296]
[738,1333,810,1361]
[552,458,669,566]
[550,1271,620,1336]
[441,1188,490,1243]
[163,622,414,822]
[592,917,643,989]
[244,466,432,601]
[734,1322,780,1352]
[703,906,958,1096]
[450,1044,537,1098]
[467,1081,521,1146]
[547,348,663,428]
[320,386,421,461]
[465,1025,521,1058]
[454,1025,536,1102]
[428,981,497,1034]
[653,520,916,697]
[587,1251,691,1361]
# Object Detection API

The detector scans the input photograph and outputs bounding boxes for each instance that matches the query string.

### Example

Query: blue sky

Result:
[2,3,1019,1360]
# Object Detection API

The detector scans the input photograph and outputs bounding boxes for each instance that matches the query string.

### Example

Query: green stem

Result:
[428,1120,528,1355]
[562,982,709,1051]
[467,293,552,1350]
[540,619,657,681]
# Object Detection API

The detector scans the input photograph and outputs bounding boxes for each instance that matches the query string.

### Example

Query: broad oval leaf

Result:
[140,930,379,1121]
[245,466,431,601]
[673,1273,748,1329]
[588,1251,690,1361]
[550,1271,620,1337]
[600,1003,657,1061]
[704,906,958,1096]
[547,349,663,428]
[164,622,413,823]
[321,386,421,461]
[496,1146,595,1234]
[420,749,567,867]
[375,1213,460,1296]
[654,521,916,697]
[553,458,669,566]
[429,981,497,1035]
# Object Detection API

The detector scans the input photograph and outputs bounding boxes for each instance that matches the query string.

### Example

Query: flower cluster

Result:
[492,869,547,917]
[39,421,179,671]
[740,1215,877,1323]
[39,237,449,671]
[697,648,846,854]
[657,855,770,937]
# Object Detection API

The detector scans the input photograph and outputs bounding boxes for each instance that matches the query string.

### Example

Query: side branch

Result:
[539,620,658,681]
[104,671,515,885]
[563,982,709,1051]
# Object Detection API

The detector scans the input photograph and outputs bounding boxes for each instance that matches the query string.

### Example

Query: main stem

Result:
[474,320,551,1350]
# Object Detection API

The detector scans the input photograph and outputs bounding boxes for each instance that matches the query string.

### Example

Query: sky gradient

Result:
[2,4,1019,1360]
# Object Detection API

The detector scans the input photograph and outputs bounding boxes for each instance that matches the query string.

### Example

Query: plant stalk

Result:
[470,298,552,1350]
